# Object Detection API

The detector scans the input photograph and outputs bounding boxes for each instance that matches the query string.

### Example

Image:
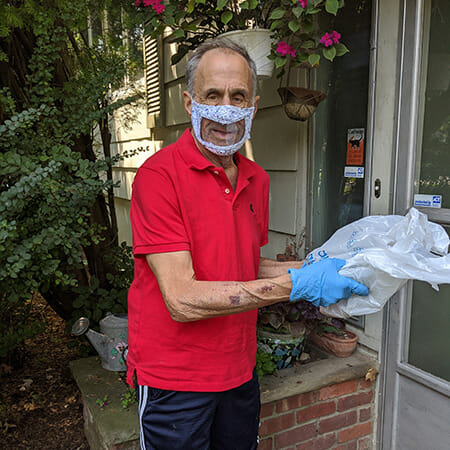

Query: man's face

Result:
[184,49,259,148]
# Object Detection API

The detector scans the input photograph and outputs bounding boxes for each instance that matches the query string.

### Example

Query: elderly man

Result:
[127,38,368,449]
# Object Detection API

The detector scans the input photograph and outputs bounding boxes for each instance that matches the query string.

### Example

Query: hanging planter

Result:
[277,86,326,121]
[219,29,274,78]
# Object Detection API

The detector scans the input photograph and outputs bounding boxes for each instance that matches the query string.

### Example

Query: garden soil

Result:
[0,295,90,449]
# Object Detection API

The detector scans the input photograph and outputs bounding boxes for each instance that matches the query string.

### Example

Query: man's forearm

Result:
[257,257,303,279]
[146,252,296,323]
[161,274,292,323]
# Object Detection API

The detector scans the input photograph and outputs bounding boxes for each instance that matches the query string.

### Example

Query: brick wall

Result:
[259,378,375,450]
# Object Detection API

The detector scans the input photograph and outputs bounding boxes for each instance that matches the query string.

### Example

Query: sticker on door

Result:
[413,194,442,208]
[346,128,365,165]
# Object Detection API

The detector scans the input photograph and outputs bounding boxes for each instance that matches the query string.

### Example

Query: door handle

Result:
[374,178,381,198]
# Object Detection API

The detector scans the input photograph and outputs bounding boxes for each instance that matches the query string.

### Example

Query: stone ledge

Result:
[69,357,139,450]
[260,348,379,405]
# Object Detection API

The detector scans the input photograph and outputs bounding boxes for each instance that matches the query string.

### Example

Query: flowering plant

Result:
[136,0,348,68]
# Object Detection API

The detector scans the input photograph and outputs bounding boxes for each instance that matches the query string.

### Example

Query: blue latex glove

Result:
[288,258,369,307]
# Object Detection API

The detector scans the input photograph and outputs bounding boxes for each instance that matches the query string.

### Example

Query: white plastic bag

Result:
[305,208,450,319]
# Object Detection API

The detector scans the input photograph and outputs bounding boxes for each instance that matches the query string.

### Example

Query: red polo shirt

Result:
[127,129,269,392]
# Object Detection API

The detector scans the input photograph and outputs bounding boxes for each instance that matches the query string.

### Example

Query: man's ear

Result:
[252,95,260,118]
[183,91,192,117]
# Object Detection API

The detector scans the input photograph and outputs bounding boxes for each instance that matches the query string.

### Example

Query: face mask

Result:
[190,99,255,156]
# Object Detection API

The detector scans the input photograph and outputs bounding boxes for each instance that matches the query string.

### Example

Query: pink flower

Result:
[276,41,288,56]
[142,0,165,13]
[276,41,296,58]
[320,31,341,47]
[154,3,165,13]
[298,0,308,8]
[332,30,341,44]
[320,32,333,48]
[135,0,141,6]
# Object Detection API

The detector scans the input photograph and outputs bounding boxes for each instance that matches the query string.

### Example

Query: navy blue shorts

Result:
[136,370,260,450]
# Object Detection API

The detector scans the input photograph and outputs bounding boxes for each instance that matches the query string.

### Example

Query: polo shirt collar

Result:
[177,128,258,180]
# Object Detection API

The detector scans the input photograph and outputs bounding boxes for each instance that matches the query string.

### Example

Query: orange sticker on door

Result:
[346,128,365,166]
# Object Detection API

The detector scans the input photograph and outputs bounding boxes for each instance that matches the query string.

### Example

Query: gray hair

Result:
[185,38,258,99]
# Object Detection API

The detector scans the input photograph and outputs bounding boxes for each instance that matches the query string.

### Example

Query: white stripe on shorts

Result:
[138,385,148,450]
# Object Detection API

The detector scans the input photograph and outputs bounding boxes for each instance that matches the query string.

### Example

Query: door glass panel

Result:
[408,227,450,381]
[416,0,450,209]
[407,0,450,382]
[310,0,372,247]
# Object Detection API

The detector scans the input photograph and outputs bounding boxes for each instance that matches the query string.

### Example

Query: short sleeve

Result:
[130,166,190,256]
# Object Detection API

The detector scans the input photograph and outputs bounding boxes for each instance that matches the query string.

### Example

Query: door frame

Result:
[379,0,450,447]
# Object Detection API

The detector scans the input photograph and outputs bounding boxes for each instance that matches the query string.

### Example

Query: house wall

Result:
[108,89,157,245]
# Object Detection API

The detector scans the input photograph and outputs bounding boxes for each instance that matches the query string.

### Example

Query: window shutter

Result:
[144,35,164,128]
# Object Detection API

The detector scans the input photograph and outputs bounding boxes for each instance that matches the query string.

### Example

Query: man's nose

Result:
[221,94,232,105]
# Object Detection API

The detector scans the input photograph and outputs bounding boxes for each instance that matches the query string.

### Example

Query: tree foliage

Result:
[0,0,143,359]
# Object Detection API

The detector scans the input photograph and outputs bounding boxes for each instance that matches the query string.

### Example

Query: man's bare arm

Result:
[146,251,292,323]
[257,256,303,279]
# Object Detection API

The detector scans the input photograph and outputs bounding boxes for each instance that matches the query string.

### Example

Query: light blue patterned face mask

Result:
[190,99,255,156]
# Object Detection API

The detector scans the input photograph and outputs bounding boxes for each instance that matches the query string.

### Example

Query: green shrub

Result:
[0,1,142,360]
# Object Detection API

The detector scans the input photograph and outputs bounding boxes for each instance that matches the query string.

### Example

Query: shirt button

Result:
[213,170,219,175]
[224,188,230,194]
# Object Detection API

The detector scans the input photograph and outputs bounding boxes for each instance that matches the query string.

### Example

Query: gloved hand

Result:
[288,258,369,307]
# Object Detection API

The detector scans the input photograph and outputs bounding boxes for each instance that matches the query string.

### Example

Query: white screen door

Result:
[380,1,450,448]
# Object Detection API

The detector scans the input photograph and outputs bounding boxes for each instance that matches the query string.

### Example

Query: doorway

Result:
[380,1,450,448]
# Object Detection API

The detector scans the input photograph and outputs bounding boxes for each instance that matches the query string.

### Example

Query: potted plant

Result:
[258,297,359,364]
[136,1,349,77]
[257,301,308,370]
[258,237,307,370]
[296,299,359,357]
[309,319,359,358]
[277,86,327,121]
[136,0,276,72]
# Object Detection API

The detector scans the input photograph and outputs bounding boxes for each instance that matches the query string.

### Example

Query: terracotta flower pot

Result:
[278,87,327,121]
[310,329,358,358]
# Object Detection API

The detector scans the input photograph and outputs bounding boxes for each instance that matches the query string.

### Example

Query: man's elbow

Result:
[164,295,197,323]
